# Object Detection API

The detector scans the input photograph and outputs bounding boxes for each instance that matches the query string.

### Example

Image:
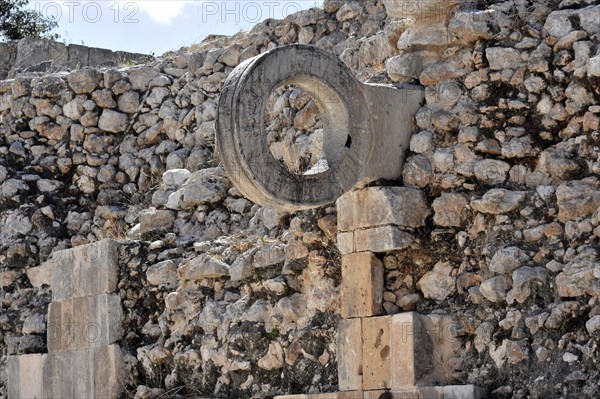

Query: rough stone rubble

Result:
[0,0,600,398]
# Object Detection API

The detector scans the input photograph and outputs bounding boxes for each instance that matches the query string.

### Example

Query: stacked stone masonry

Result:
[6,240,124,398]
[1,0,600,397]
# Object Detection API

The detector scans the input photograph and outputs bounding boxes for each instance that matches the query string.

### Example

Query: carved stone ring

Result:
[217,44,423,211]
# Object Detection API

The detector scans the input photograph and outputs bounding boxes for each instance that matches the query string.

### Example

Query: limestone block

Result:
[7,354,46,399]
[50,239,119,301]
[90,293,124,348]
[391,313,434,388]
[47,299,75,353]
[337,318,363,391]
[51,250,74,301]
[337,187,430,232]
[73,348,95,398]
[341,253,383,318]
[362,316,392,390]
[6,356,19,399]
[43,351,73,399]
[354,225,414,253]
[73,296,91,350]
[94,344,124,399]
[444,385,487,399]
[337,231,355,255]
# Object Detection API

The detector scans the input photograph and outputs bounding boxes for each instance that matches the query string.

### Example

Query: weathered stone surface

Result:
[217,44,423,211]
[179,254,230,281]
[337,318,362,391]
[391,312,433,388]
[489,247,530,275]
[471,189,527,214]
[6,354,46,399]
[354,225,414,253]
[508,267,548,304]
[341,252,383,318]
[479,276,513,303]
[362,316,391,389]
[556,178,600,223]
[556,247,598,297]
[67,68,101,94]
[98,109,128,133]
[486,47,522,70]
[337,187,430,232]
[180,168,229,208]
[433,193,468,227]
[146,260,178,286]
[139,208,175,236]
[94,345,124,399]
[418,261,456,302]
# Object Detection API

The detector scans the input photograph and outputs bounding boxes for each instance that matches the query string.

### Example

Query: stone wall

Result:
[0,38,151,79]
[1,0,600,398]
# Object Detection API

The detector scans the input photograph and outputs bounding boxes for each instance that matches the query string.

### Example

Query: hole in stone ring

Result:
[263,75,350,177]
[265,85,325,175]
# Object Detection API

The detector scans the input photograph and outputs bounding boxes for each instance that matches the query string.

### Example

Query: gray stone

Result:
[354,225,414,253]
[433,193,468,227]
[67,67,101,94]
[471,189,527,214]
[509,267,548,303]
[217,44,423,211]
[480,276,512,302]
[337,187,431,231]
[180,168,229,209]
[556,178,600,222]
[179,254,230,280]
[475,159,510,185]
[410,131,433,154]
[490,247,530,275]
[418,261,456,302]
[98,109,128,133]
[146,260,178,286]
[129,66,160,91]
[486,47,522,70]
[162,169,191,188]
[139,208,175,235]
[586,315,600,335]
[449,11,493,42]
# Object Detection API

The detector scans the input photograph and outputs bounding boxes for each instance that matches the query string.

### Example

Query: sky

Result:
[27,0,319,56]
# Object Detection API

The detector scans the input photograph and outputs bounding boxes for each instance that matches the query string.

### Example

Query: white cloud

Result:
[134,0,192,25]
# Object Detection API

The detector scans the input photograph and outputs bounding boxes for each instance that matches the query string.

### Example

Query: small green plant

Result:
[265,328,280,340]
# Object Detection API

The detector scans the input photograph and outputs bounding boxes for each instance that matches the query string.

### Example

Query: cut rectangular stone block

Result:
[47,299,75,352]
[337,187,430,232]
[341,253,383,318]
[43,351,73,399]
[73,348,95,398]
[337,318,363,391]
[51,250,74,301]
[90,293,124,348]
[362,316,392,390]
[443,385,486,399]
[6,356,20,399]
[391,312,434,388]
[94,344,124,399]
[354,225,414,253]
[51,239,120,301]
[46,302,61,353]
[337,231,355,255]
[19,353,46,399]
[73,296,91,350]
